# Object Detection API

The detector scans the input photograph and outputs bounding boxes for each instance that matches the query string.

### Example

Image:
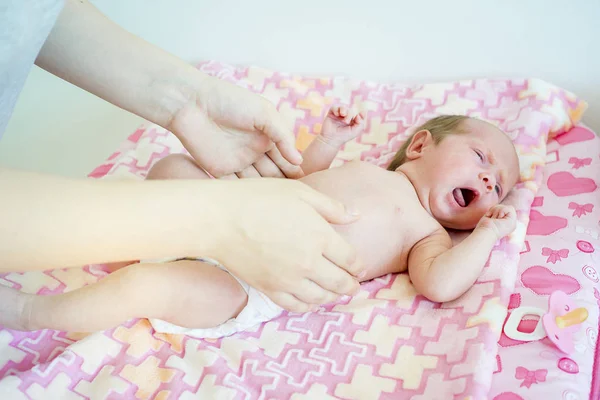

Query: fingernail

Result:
[358,271,367,280]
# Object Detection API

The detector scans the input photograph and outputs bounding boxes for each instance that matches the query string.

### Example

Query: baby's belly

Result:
[301,171,409,280]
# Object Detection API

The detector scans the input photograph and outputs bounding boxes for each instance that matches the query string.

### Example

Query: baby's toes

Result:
[338,106,348,117]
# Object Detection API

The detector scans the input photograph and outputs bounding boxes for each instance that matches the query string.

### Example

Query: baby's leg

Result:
[0,285,33,330]
[147,153,240,180]
[146,154,211,180]
[23,260,247,332]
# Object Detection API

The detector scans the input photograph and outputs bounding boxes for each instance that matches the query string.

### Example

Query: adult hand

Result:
[168,76,305,179]
[37,0,303,179]
[205,178,364,312]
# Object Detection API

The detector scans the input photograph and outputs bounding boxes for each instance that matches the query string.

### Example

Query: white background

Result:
[1,0,598,177]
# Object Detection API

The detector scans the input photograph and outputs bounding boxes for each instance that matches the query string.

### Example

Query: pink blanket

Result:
[0,62,589,399]
[490,127,600,400]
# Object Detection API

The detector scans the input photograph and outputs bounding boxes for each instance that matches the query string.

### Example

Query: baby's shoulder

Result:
[346,159,382,169]
[333,160,391,175]
[312,160,389,183]
[407,219,451,253]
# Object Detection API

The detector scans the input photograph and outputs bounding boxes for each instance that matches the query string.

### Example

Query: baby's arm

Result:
[301,106,365,175]
[408,205,516,302]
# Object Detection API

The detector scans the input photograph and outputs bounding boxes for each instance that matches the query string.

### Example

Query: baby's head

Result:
[388,115,519,230]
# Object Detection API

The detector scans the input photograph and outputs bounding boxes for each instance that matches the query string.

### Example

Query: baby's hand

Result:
[476,205,517,239]
[319,105,365,147]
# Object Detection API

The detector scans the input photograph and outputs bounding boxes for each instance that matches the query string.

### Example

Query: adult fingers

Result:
[321,230,365,280]
[291,277,341,305]
[255,103,303,166]
[252,154,285,178]
[267,147,305,179]
[307,255,362,295]
[269,292,313,313]
[235,165,261,179]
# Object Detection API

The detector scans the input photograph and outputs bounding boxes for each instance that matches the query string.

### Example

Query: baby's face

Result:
[417,119,519,229]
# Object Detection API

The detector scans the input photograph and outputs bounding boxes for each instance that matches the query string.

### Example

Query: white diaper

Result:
[147,257,283,339]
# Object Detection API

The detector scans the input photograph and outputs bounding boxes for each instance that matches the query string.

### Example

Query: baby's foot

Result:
[319,105,365,147]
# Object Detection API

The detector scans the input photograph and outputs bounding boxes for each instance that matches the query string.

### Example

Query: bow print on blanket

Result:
[569,202,594,218]
[515,366,548,388]
[541,247,570,264]
[0,61,586,399]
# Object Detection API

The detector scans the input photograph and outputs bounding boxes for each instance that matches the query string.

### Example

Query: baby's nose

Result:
[479,172,495,192]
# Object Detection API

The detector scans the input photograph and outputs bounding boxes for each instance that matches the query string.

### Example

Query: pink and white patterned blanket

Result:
[490,126,600,400]
[0,62,596,399]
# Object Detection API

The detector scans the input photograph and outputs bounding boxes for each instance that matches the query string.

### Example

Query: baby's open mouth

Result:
[453,188,477,207]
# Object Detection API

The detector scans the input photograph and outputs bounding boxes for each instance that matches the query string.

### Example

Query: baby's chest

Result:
[348,194,430,241]
[337,193,428,251]
[302,162,437,253]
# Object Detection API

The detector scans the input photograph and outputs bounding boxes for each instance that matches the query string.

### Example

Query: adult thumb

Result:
[258,103,303,166]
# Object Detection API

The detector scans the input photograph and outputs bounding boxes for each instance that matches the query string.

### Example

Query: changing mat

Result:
[0,61,589,399]
[489,126,600,400]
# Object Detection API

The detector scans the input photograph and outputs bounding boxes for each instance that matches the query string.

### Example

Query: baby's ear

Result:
[405,130,433,160]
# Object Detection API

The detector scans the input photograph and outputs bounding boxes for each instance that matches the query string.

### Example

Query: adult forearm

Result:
[0,168,217,272]
[36,0,205,129]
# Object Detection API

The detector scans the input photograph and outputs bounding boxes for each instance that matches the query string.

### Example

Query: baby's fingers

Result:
[490,208,500,219]
[504,205,516,217]
[352,113,364,126]
[329,107,339,118]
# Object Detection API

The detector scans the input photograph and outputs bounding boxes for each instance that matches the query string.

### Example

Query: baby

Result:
[4,106,520,338]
